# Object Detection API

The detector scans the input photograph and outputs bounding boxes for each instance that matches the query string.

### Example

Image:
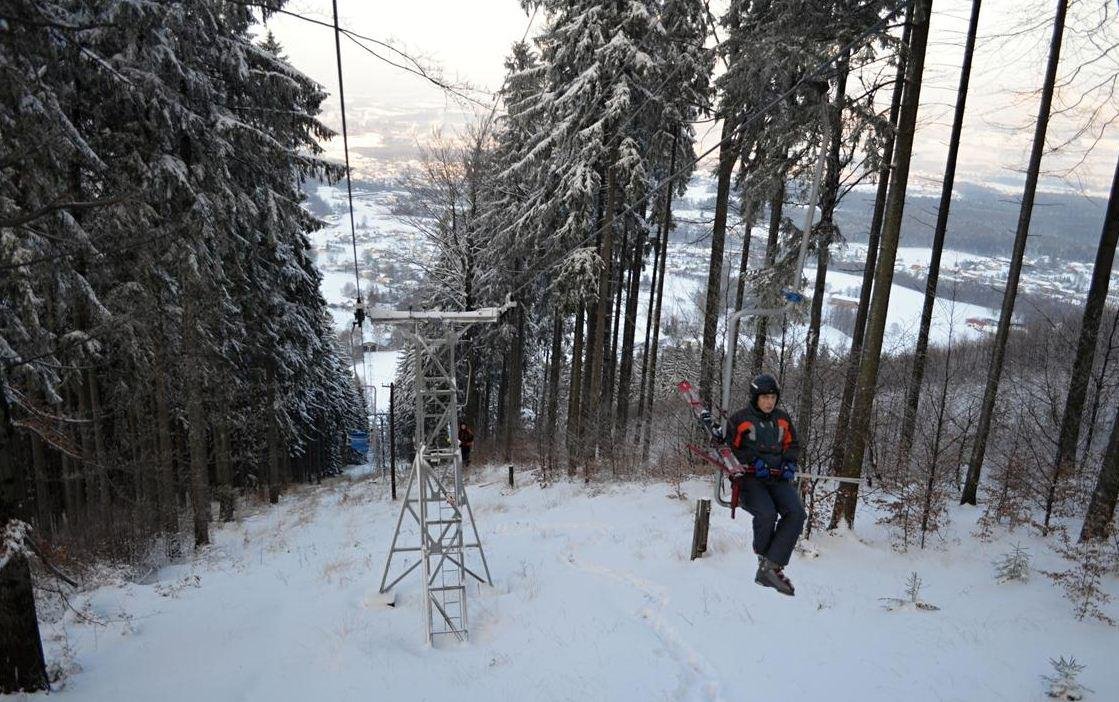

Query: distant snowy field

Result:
[38,465,1118,701]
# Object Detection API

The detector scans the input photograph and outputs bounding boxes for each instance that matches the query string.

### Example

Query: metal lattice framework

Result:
[374,302,512,644]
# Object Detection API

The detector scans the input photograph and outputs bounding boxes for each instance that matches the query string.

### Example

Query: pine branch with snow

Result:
[0,520,32,571]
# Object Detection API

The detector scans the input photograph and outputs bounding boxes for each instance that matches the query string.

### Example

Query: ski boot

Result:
[755,555,795,596]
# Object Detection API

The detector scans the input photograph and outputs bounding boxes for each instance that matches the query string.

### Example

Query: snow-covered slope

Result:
[38,465,1117,701]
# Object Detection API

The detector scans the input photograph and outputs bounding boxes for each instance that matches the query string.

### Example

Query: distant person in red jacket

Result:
[458,422,474,467]
[727,373,806,596]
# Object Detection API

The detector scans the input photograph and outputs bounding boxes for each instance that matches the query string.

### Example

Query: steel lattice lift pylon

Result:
[373,302,513,645]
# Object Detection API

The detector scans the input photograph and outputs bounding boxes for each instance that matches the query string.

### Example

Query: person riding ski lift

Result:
[727,373,806,596]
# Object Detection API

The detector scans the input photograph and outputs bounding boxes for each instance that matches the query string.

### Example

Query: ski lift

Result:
[701,96,865,513]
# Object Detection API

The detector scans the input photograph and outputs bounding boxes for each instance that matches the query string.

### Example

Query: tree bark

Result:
[832,0,932,529]
[615,210,647,437]
[642,139,678,460]
[267,369,281,505]
[898,0,981,472]
[183,294,210,547]
[1081,401,1119,542]
[546,310,564,470]
[605,224,627,419]
[215,414,235,522]
[567,307,585,476]
[0,367,50,693]
[586,165,619,470]
[961,0,1067,506]
[154,334,180,553]
[1056,151,1118,530]
[503,304,525,462]
[636,204,662,440]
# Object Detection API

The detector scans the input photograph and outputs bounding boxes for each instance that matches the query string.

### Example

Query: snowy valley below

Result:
[307,177,1117,359]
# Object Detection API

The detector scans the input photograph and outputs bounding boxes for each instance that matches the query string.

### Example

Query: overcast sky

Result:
[267,0,1118,197]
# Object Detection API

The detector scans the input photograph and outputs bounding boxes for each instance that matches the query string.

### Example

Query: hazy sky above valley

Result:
[267,0,1119,197]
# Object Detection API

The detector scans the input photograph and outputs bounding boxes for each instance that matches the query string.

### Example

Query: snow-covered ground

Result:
[38,465,1118,701]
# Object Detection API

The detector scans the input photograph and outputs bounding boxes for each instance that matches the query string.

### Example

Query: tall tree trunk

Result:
[546,310,564,470]
[215,414,235,522]
[898,0,981,472]
[1081,401,1119,542]
[796,54,848,453]
[1080,310,1119,469]
[187,379,210,547]
[85,370,109,516]
[636,207,662,440]
[1056,152,1118,531]
[605,223,628,418]
[154,334,179,553]
[0,366,50,693]
[920,332,955,549]
[753,182,785,375]
[76,372,97,521]
[577,174,607,466]
[503,305,525,463]
[700,118,738,405]
[267,369,281,505]
[961,0,1067,506]
[586,165,619,471]
[642,140,679,460]
[832,9,912,474]
[183,297,210,547]
[567,307,585,476]
[616,212,647,437]
[831,0,932,529]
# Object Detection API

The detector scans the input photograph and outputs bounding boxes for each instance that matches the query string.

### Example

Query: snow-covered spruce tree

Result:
[509,1,711,474]
[1,1,128,688]
[637,1,712,459]
[619,0,710,447]
[2,1,359,687]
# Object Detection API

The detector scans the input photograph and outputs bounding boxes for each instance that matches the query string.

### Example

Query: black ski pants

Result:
[739,477,806,567]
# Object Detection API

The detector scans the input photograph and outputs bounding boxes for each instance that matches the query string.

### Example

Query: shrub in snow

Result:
[1043,656,1090,700]
[881,571,940,612]
[973,450,1034,541]
[1044,536,1115,625]
[994,543,1031,583]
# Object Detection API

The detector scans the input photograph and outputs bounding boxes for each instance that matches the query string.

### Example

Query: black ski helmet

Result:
[750,373,781,409]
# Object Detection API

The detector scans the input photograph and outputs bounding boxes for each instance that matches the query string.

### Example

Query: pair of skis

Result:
[677,380,745,479]
[677,380,747,517]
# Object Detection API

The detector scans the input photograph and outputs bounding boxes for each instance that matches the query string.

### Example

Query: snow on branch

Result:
[0,519,32,571]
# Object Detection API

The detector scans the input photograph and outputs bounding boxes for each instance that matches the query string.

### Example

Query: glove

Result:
[752,458,770,479]
[780,462,798,481]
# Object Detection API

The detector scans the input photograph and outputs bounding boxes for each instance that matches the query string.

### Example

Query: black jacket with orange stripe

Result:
[727,403,800,470]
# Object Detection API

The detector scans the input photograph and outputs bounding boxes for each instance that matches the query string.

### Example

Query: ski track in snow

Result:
[562,550,724,701]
